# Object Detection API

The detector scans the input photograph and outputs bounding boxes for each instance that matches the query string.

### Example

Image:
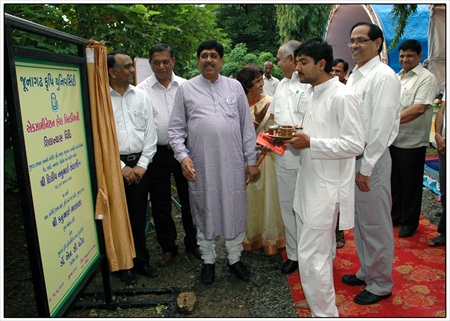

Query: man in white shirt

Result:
[287,37,364,318]
[107,50,159,285]
[137,44,201,267]
[342,22,400,306]
[262,61,280,97]
[390,40,439,237]
[267,40,311,275]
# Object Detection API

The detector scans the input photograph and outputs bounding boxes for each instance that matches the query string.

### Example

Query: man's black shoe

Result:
[119,269,137,285]
[398,226,415,238]
[227,261,251,281]
[281,259,298,274]
[354,289,391,305]
[342,274,366,286]
[135,263,159,278]
[201,263,215,284]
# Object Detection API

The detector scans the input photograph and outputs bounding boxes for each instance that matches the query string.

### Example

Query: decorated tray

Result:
[263,131,293,139]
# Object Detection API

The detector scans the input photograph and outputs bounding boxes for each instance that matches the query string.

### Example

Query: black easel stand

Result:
[68,222,180,317]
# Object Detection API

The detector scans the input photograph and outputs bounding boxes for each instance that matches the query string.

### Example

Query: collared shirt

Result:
[394,64,439,148]
[110,85,157,169]
[347,56,401,176]
[137,72,186,145]
[268,72,312,169]
[263,74,280,97]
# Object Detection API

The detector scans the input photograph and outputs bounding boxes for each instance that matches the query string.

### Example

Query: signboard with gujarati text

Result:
[15,57,100,317]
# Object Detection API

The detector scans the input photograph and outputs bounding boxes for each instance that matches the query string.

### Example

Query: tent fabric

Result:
[86,42,136,272]
[324,4,431,74]
[372,4,430,73]
[427,4,446,92]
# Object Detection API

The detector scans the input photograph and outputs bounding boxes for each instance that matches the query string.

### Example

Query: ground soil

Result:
[3,148,442,318]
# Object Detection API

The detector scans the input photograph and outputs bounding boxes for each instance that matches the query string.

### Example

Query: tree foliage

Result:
[215,4,279,55]
[275,4,332,43]
[221,43,282,80]
[389,4,418,49]
[4,4,226,78]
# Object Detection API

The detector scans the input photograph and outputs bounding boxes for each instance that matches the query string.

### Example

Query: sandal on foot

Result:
[427,235,445,247]
[336,230,345,249]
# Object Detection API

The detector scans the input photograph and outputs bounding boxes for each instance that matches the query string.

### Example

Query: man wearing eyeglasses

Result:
[137,44,201,268]
[341,22,401,306]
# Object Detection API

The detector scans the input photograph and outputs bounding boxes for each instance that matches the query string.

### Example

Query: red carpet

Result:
[283,216,446,317]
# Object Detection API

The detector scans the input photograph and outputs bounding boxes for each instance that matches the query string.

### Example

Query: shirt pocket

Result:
[219,95,238,118]
[132,108,148,130]
[400,87,416,109]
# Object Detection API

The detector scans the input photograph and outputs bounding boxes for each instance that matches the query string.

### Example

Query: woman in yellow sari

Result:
[236,64,285,256]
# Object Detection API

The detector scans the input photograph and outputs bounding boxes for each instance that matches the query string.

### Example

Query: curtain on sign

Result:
[86,41,135,272]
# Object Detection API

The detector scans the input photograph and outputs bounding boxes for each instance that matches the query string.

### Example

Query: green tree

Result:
[215,4,279,55]
[389,4,418,49]
[4,4,226,78]
[275,4,332,43]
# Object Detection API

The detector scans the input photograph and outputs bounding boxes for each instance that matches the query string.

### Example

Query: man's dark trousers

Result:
[148,145,197,254]
[390,145,427,229]
[122,157,151,265]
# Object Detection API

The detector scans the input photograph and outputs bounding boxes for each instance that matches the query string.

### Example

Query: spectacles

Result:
[347,38,372,47]
[151,59,172,66]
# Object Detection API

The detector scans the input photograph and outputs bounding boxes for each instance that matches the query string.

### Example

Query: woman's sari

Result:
[243,95,286,256]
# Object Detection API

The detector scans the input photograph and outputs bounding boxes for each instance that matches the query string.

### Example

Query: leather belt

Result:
[120,152,141,162]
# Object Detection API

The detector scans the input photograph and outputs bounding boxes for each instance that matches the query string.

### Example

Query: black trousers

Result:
[437,153,446,236]
[122,157,151,266]
[148,146,197,254]
[390,145,427,229]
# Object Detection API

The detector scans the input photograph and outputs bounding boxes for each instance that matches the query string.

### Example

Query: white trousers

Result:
[196,227,245,265]
[275,165,298,261]
[296,204,339,317]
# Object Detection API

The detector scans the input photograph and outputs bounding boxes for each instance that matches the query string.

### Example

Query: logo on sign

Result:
[51,93,59,112]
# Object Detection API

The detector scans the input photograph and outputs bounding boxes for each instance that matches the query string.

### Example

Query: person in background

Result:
[331,58,349,84]
[236,64,286,256]
[262,61,280,97]
[137,44,201,267]
[267,40,312,275]
[330,57,350,249]
[390,39,440,237]
[107,50,159,285]
[168,40,260,285]
[427,92,446,246]
[342,22,400,306]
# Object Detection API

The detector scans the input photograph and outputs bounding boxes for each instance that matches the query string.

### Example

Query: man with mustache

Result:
[285,38,364,316]
[168,40,260,284]
[267,40,312,275]
[107,50,159,285]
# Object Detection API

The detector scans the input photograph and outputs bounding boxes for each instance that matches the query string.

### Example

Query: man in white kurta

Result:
[288,38,364,317]
[168,40,260,285]
[267,40,311,275]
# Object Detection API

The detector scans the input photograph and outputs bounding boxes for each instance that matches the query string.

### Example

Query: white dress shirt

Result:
[110,85,157,169]
[137,72,186,145]
[346,56,401,176]
[263,74,280,97]
[268,72,312,169]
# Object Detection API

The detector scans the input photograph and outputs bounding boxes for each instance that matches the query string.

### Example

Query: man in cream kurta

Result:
[267,40,311,275]
[288,38,364,317]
